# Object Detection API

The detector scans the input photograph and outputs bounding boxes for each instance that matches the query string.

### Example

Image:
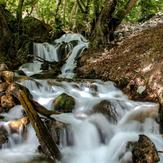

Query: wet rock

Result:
[26,156,55,163]
[0,82,8,93]
[0,63,8,71]
[52,93,75,113]
[5,83,17,95]
[1,71,14,84]
[47,120,73,146]
[8,117,29,134]
[1,94,15,109]
[0,107,3,113]
[91,100,117,123]
[130,135,160,163]
[0,126,8,147]
[31,69,61,79]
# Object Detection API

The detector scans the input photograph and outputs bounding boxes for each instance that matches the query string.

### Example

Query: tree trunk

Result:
[91,0,139,47]
[91,0,117,47]
[115,0,138,26]
[16,88,61,161]
[0,5,10,37]
[16,0,24,23]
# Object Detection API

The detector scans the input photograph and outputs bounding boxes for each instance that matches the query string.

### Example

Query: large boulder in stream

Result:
[52,93,75,113]
[91,100,117,123]
[127,135,160,163]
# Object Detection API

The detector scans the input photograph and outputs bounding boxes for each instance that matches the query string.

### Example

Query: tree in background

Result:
[1,0,162,47]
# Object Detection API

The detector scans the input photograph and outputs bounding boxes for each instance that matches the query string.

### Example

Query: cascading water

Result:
[1,33,163,163]
[20,33,88,78]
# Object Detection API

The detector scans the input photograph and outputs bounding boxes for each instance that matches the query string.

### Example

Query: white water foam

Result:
[20,33,88,78]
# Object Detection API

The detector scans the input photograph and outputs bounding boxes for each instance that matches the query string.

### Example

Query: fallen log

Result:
[16,88,61,161]
[32,100,60,117]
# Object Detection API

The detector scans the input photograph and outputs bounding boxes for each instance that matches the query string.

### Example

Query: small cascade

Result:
[0,77,163,163]
[20,33,88,78]
[33,43,60,62]
[57,34,88,78]
[2,33,162,163]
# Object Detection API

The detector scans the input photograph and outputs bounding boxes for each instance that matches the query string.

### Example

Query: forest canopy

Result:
[1,0,162,31]
[0,0,162,48]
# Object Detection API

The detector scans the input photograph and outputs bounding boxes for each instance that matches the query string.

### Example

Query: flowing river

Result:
[0,34,162,163]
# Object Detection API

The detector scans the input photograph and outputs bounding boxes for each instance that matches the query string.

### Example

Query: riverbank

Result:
[77,19,163,104]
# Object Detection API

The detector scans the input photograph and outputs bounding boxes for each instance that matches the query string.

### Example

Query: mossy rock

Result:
[52,93,75,113]
[16,35,33,66]
[22,16,52,42]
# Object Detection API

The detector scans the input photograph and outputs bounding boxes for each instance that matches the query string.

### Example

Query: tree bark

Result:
[16,88,61,161]
[91,0,117,47]
[91,0,139,47]
[115,0,138,26]
[16,0,25,22]
[0,5,10,37]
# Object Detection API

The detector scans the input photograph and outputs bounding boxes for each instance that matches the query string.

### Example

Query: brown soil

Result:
[77,23,163,103]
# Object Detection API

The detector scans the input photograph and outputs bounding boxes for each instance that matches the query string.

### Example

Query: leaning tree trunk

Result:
[115,0,138,27]
[91,0,139,47]
[16,0,24,23]
[16,88,61,160]
[91,0,117,47]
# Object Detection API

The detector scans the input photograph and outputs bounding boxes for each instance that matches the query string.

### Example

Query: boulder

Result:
[0,82,8,93]
[0,126,8,148]
[52,93,75,113]
[1,71,14,84]
[91,100,117,123]
[47,120,73,146]
[1,94,15,109]
[128,135,160,163]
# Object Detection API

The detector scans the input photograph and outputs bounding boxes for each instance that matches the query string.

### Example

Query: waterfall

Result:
[1,33,162,163]
[20,33,88,78]
[33,42,60,62]
[1,78,163,163]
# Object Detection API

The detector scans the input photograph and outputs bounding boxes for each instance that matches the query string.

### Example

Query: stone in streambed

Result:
[0,63,8,72]
[47,120,73,146]
[0,71,14,84]
[91,100,117,123]
[0,106,3,113]
[127,135,159,163]
[0,82,8,93]
[1,94,15,109]
[0,126,8,148]
[52,93,75,113]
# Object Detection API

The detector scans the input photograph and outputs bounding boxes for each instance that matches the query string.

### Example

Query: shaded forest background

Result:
[1,0,162,45]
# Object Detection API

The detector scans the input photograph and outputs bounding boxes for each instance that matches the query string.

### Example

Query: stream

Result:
[0,33,162,163]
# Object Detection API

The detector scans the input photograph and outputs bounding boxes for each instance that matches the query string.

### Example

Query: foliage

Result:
[1,0,162,31]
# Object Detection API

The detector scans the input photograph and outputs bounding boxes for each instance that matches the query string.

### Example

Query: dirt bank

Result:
[77,22,163,104]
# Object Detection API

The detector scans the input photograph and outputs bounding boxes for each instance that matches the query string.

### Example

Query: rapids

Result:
[0,33,162,163]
